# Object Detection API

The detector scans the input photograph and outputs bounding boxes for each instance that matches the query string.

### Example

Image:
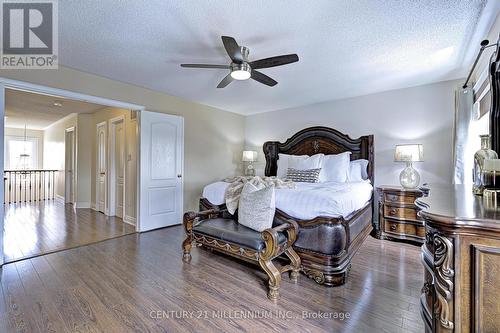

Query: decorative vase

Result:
[473,135,498,195]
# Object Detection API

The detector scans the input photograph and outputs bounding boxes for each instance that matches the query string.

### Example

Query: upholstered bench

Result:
[182,209,301,301]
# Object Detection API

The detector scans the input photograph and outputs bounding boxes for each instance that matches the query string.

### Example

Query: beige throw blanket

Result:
[223,176,295,214]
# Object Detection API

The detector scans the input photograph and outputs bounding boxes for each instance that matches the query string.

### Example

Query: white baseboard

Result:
[75,201,91,209]
[55,194,65,203]
[123,215,136,226]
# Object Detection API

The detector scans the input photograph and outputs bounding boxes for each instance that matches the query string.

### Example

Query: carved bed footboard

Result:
[275,204,372,286]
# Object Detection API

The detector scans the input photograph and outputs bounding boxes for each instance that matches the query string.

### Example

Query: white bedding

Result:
[202,181,373,220]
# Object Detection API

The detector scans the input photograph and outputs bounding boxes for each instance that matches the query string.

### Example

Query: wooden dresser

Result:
[416,185,500,333]
[376,186,425,244]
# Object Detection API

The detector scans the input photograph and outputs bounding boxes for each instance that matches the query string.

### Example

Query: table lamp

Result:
[242,150,257,176]
[394,144,423,189]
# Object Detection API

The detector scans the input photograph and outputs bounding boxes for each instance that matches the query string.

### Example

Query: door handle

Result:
[177,174,182,178]
[100,172,106,175]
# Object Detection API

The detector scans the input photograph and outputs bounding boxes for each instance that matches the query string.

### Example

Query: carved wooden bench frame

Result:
[182,209,301,301]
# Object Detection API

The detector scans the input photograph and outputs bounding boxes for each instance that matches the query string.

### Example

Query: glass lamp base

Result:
[400,163,420,189]
[245,164,255,177]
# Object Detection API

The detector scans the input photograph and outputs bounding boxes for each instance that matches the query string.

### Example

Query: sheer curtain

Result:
[453,87,474,184]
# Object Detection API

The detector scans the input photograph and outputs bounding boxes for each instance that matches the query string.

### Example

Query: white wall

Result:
[4,127,44,168]
[75,113,93,208]
[42,113,95,207]
[472,11,500,82]
[245,79,460,187]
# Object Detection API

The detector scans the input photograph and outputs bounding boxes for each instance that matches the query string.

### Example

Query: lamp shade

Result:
[394,144,424,162]
[242,150,257,162]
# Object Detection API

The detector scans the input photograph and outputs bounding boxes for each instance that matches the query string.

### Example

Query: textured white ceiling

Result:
[5,89,105,129]
[58,0,495,115]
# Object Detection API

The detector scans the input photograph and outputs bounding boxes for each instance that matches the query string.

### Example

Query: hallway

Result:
[3,200,135,263]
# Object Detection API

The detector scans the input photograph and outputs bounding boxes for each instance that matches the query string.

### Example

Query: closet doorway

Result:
[109,116,125,218]
[96,121,107,213]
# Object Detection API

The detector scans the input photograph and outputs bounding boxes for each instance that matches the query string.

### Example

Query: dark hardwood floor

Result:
[3,201,136,263]
[0,225,424,332]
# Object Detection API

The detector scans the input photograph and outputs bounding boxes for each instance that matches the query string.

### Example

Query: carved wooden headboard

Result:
[263,126,374,183]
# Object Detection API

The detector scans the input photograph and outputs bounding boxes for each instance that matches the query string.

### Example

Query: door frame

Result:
[0,83,4,266]
[108,115,126,218]
[95,121,108,215]
[0,77,146,266]
[64,126,76,205]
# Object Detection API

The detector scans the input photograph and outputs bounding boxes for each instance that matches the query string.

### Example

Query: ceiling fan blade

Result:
[251,70,277,87]
[217,73,233,88]
[250,54,299,69]
[180,64,230,69]
[221,36,244,63]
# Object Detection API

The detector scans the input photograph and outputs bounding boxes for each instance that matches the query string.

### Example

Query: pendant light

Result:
[17,122,31,176]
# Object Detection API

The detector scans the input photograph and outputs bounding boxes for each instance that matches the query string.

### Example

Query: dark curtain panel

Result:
[490,42,500,154]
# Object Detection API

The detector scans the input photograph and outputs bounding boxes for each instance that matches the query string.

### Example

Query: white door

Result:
[139,111,183,232]
[96,122,107,213]
[65,128,76,204]
[114,120,125,218]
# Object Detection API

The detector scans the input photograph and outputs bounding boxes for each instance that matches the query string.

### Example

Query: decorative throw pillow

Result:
[319,152,351,182]
[286,168,321,183]
[238,182,276,232]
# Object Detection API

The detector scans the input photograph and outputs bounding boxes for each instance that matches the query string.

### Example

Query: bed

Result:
[200,126,374,286]
[203,181,373,220]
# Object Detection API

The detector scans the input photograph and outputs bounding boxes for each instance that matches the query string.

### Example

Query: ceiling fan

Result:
[180,36,299,88]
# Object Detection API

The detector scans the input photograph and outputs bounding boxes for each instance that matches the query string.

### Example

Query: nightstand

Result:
[375,185,425,244]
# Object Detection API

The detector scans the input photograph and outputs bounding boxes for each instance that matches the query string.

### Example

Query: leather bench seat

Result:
[193,218,287,251]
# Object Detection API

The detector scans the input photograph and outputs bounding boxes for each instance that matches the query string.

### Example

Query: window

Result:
[454,79,494,185]
[4,136,39,170]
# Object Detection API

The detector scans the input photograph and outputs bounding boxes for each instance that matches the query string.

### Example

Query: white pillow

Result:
[277,154,306,178]
[238,182,276,232]
[348,159,370,182]
[277,153,324,178]
[319,152,351,182]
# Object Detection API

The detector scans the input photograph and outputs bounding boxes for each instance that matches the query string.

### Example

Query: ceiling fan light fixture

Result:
[231,70,251,80]
[180,35,299,88]
[230,63,251,80]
